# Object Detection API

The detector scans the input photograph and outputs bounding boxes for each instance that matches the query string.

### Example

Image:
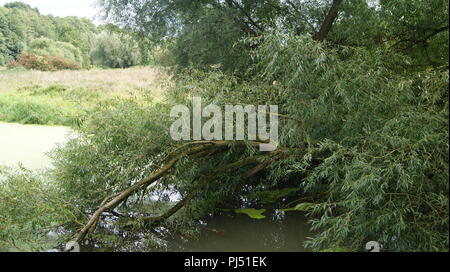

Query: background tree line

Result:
[0,2,146,69]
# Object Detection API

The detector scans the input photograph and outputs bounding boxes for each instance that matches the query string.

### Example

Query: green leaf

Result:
[280,203,314,212]
[235,208,267,220]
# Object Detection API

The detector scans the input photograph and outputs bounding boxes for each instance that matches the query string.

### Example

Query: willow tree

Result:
[58,0,449,252]
[96,0,351,71]
[90,31,142,68]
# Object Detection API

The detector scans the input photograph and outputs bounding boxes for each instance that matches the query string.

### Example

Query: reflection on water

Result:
[186,212,312,252]
[77,177,313,252]
[0,122,71,170]
[82,209,312,252]
[80,188,313,252]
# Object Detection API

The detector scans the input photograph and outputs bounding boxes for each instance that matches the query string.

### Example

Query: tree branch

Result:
[66,141,277,247]
[141,155,275,225]
[225,0,264,34]
[314,0,343,41]
[391,25,449,49]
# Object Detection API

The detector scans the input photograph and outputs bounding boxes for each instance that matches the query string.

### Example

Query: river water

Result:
[185,212,312,252]
[0,122,312,252]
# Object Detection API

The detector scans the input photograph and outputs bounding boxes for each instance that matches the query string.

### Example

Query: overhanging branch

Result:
[67,140,279,246]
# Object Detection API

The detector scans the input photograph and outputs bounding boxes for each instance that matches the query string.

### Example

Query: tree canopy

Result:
[98,0,449,71]
[0,3,97,67]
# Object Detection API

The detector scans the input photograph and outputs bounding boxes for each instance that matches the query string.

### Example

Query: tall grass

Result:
[0,67,169,95]
[0,86,89,126]
[0,67,169,126]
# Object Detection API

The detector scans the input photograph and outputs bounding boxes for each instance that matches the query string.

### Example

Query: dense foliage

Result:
[0,2,97,68]
[52,0,442,252]
[90,31,142,68]
[26,38,83,64]
[0,168,79,251]
[99,0,449,72]
[0,2,146,69]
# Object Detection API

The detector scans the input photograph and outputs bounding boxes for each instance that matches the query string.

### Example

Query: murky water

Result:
[0,122,71,170]
[186,212,312,252]
[81,210,313,252]
[79,188,313,252]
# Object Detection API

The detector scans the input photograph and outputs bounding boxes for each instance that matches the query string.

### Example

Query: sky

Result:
[0,0,381,22]
[0,0,100,22]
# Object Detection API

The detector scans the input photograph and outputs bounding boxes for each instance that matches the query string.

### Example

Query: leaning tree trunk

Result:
[314,0,344,41]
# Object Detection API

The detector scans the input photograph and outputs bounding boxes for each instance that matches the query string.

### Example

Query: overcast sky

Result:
[1,0,381,23]
[0,0,100,22]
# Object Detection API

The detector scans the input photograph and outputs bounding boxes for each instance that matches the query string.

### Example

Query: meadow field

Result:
[0,67,170,126]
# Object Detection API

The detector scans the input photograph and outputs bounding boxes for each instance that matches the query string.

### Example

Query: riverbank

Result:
[0,67,175,251]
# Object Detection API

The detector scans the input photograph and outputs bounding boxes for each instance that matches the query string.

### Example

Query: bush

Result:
[6,60,20,69]
[26,37,83,65]
[9,53,81,71]
[0,169,79,252]
[14,53,52,71]
[46,55,81,70]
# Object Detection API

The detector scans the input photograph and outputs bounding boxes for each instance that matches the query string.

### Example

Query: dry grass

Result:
[0,67,171,99]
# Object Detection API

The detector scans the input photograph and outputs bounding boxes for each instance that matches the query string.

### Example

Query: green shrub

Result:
[90,31,142,68]
[26,37,83,65]
[9,53,81,71]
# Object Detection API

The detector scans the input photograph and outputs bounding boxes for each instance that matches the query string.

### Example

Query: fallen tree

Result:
[68,140,288,246]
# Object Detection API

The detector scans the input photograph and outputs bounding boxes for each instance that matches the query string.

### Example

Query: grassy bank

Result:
[0,67,169,126]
